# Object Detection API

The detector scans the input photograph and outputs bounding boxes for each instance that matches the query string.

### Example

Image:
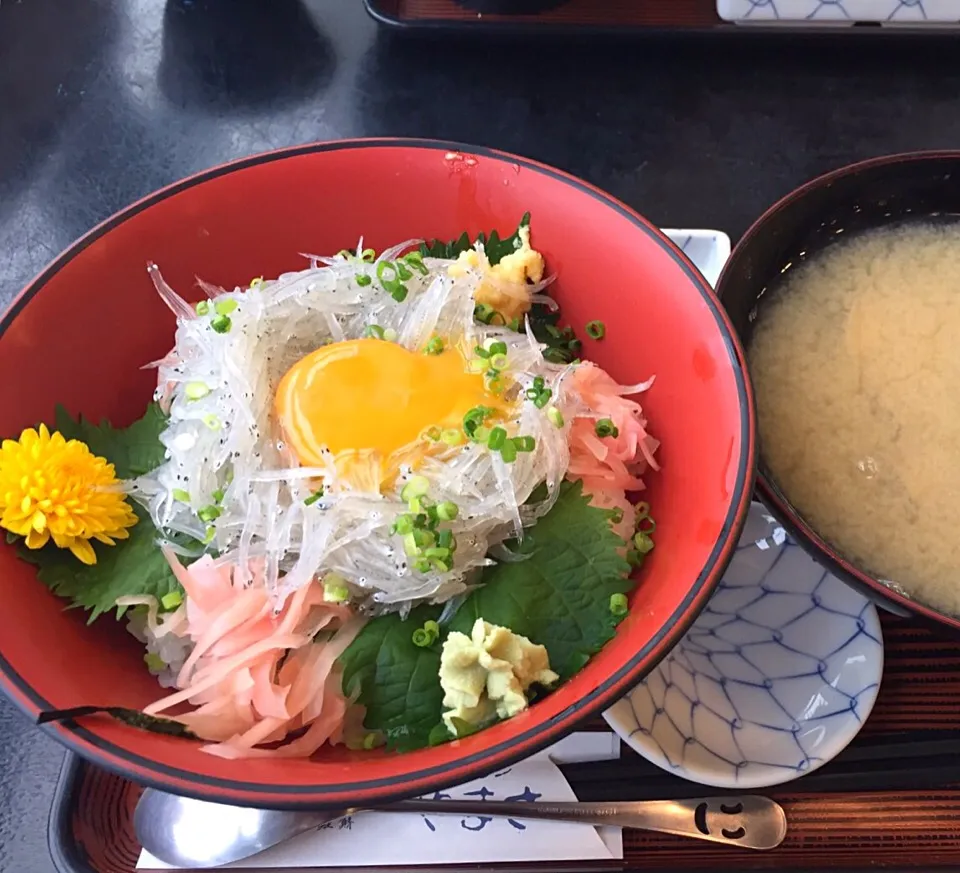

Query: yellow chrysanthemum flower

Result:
[0,424,138,565]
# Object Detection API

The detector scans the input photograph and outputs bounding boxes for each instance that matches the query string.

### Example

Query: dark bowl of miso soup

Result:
[717,151,960,633]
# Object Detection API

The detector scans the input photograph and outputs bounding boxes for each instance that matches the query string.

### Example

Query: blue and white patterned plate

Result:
[605,502,884,789]
[718,0,960,23]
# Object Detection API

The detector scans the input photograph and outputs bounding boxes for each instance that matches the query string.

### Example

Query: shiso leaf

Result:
[420,213,531,265]
[52,402,169,480]
[420,215,579,362]
[339,605,445,753]
[17,404,187,623]
[338,480,634,750]
[22,503,185,623]
[448,480,633,681]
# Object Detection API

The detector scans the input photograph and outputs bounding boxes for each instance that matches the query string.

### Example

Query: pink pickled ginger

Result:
[145,552,365,759]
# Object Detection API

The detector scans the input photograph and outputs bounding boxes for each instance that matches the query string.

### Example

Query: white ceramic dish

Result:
[718,0,960,23]
[661,228,731,288]
[605,503,884,789]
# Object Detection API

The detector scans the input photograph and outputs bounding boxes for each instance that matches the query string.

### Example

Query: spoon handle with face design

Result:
[383,795,786,850]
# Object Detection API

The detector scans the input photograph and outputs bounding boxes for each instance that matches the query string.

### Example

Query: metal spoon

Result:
[135,787,787,868]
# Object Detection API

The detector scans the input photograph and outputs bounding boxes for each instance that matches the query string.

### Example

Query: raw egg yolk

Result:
[275,338,501,468]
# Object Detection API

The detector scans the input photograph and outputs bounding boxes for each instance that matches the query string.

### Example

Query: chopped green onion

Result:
[424,619,440,637]
[364,324,385,340]
[533,376,545,390]
[304,487,325,507]
[198,505,221,523]
[392,514,415,535]
[633,531,655,554]
[356,274,373,287]
[545,325,562,339]
[474,303,496,324]
[203,526,216,544]
[214,299,238,316]
[377,261,398,282]
[323,574,350,603]
[249,276,264,289]
[362,731,379,749]
[412,628,433,647]
[424,546,451,561]
[441,428,464,446]
[585,320,606,340]
[402,251,427,274]
[533,389,553,409]
[212,489,225,504]
[337,249,352,259]
[546,407,565,428]
[383,327,398,342]
[403,532,420,557]
[595,418,620,439]
[513,435,536,452]
[425,426,442,441]
[635,501,650,520]
[210,314,232,334]
[469,358,490,374]
[436,529,455,550]
[362,248,376,263]
[500,440,518,463]
[395,261,413,281]
[626,548,643,567]
[509,318,522,331]
[203,413,221,430]
[490,353,509,371]
[194,300,210,316]
[185,381,210,401]
[413,556,432,573]
[609,507,624,525]
[401,476,430,502]
[413,528,435,548]
[609,593,629,616]
[144,652,166,672]
[463,406,492,439]
[161,590,183,610]
[436,501,459,521]
[172,488,191,503]
[474,345,491,359]
[487,427,507,451]
[488,341,508,356]
[388,283,408,302]
[425,337,445,355]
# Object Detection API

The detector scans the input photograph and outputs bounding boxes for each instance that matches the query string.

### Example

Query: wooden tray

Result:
[47,613,960,873]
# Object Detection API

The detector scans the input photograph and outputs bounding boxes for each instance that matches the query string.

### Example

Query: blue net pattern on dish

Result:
[610,505,884,786]
[720,0,949,22]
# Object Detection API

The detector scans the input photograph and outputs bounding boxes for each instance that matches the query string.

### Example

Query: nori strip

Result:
[36,705,198,739]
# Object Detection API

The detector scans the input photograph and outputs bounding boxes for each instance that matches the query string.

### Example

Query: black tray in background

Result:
[363,0,960,41]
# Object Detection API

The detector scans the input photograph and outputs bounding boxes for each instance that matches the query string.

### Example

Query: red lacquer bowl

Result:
[0,140,755,808]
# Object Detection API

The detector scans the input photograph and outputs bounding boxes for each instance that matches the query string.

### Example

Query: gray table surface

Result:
[4,1,960,870]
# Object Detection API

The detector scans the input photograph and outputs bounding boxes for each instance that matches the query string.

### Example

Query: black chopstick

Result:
[559,731,960,799]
